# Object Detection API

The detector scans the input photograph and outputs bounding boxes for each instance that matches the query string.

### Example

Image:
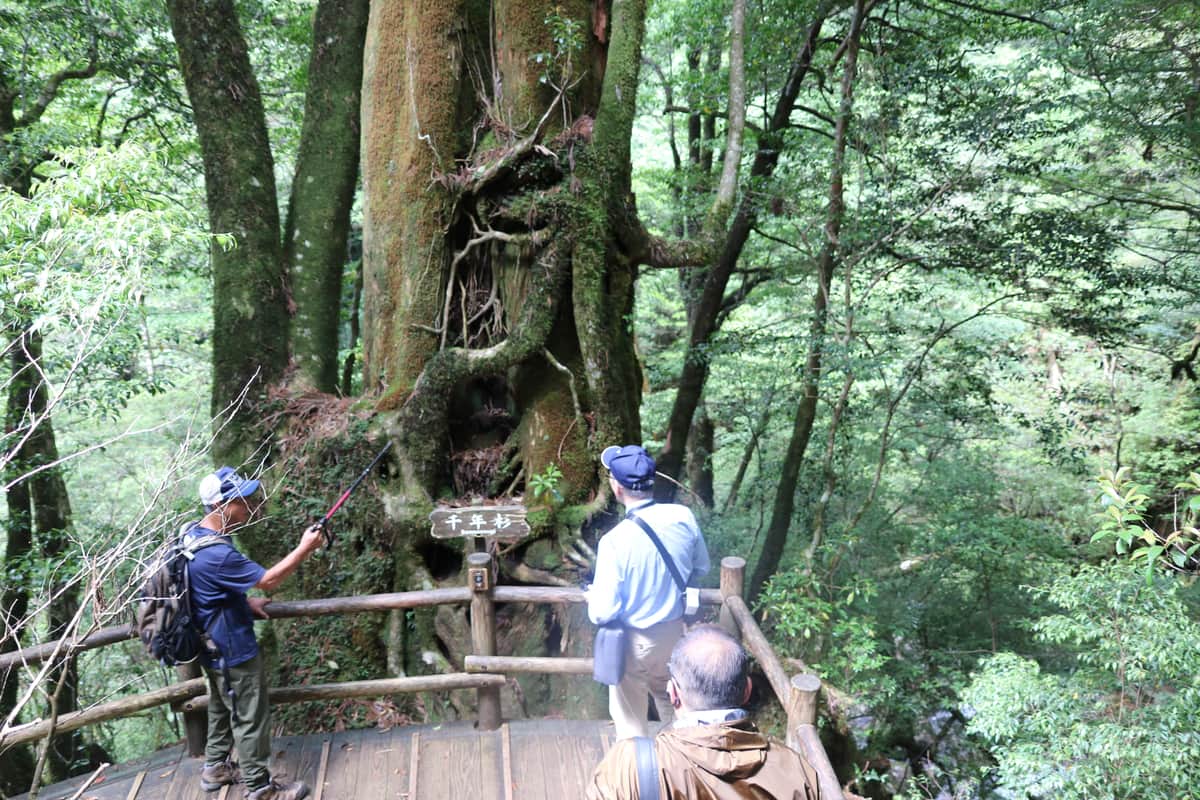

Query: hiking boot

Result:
[245,779,309,800]
[199,757,240,792]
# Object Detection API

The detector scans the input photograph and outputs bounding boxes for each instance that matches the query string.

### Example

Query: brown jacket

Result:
[586,719,821,800]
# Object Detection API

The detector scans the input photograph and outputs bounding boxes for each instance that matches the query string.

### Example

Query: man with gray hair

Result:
[586,625,821,799]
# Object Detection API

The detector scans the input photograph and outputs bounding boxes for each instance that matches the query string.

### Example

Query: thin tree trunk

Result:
[709,0,746,220]
[806,179,860,572]
[341,258,364,397]
[747,257,833,602]
[34,440,79,780]
[686,403,715,508]
[284,0,370,392]
[656,6,831,488]
[167,0,287,463]
[748,0,864,603]
[0,330,81,781]
[806,372,853,572]
[677,41,717,495]
[723,387,774,512]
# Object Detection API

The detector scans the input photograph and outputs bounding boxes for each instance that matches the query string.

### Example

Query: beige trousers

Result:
[609,617,685,739]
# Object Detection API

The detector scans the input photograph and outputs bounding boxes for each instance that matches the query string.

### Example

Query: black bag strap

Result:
[626,505,686,594]
[634,736,661,800]
[178,525,240,720]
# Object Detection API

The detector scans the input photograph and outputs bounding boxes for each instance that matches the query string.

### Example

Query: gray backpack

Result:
[134,528,225,666]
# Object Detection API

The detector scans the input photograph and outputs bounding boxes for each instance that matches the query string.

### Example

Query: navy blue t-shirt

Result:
[185,526,267,668]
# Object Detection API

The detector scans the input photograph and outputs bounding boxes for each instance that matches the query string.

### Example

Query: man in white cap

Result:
[188,467,324,800]
[587,445,710,739]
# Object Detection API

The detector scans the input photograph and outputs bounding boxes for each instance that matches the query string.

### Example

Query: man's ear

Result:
[668,679,682,709]
[741,676,752,705]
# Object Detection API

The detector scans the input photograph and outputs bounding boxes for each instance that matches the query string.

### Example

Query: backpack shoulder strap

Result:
[633,736,661,800]
[180,530,230,560]
[626,508,686,594]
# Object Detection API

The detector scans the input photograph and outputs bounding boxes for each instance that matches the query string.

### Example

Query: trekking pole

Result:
[317,441,393,548]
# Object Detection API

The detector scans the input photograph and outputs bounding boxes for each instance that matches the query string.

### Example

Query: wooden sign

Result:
[429,505,530,541]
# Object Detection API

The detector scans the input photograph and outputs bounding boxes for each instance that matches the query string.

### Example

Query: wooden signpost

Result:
[428,504,530,551]
[428,505,529,731]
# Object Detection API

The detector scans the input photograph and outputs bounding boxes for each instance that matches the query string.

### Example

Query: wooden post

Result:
[786,673,844,800]
[784,672,821,732]
[467,552,501,730]
[176,662,207,756]
[718,556,746,635]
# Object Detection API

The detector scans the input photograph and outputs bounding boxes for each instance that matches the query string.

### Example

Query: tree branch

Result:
[631,0,838,272]
[662,104,763,134]
[642,58,684,170]
[930,0,1067,34]
[16,44,100,129]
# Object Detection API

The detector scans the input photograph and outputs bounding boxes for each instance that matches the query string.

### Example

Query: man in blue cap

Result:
[188,467,324,800]
[587,445,710,739]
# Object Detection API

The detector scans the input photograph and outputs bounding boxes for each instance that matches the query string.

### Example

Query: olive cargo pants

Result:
[203,653,271,790]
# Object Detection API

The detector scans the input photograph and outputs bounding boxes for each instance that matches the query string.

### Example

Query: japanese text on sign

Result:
[429,505,530,541]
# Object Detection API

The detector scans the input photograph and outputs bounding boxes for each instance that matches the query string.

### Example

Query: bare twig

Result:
[542,348,583,427]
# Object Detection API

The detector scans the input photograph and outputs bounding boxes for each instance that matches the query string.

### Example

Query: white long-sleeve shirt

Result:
[586,500,710,630]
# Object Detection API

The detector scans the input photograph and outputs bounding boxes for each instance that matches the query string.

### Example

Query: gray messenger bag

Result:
[592,621,627,685]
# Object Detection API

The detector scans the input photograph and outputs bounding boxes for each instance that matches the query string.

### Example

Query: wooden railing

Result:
[0,555,843,799]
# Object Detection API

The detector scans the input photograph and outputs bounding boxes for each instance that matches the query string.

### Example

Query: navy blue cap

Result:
[199,466,261,511]
[601,445,656,491]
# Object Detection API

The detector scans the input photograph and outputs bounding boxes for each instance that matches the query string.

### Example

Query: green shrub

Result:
[963,563,1200,799]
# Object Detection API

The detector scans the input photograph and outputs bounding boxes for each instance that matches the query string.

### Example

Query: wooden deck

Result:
[15,720,616,800]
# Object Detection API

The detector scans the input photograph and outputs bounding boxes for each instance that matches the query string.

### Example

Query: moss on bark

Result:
[167,0,287,463]
[285,0,370,393]
[569,0,647,447]
[347,0,657,724]
[361,0,471,402]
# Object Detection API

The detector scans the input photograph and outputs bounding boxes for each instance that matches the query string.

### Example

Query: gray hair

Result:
[668,625,748,710]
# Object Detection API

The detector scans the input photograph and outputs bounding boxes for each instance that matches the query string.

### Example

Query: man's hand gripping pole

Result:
[317,441,393,548]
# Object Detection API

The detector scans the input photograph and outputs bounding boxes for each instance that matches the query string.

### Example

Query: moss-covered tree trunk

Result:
[167,0,287,462]
[1,330,82,782]
[362,0,639,504]
[1,334,36,794]
[171,0,369,454]
[355,0,651,719]
[284,0,370,393]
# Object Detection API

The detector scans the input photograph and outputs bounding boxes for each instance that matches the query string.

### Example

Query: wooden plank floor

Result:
[13,720,616,800]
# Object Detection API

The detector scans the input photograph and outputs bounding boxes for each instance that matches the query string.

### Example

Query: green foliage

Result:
[963,563,1200,799]
[1092,467,1200,579]
[0,146,212,420]
[531,7,584,91]
[758,568,896,702]
[0,0,190,169]
[528,462,564,505]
